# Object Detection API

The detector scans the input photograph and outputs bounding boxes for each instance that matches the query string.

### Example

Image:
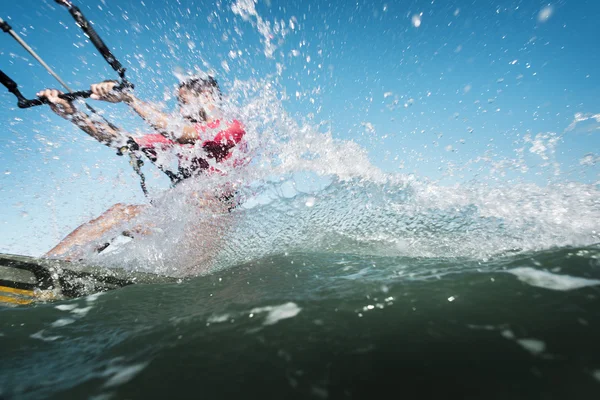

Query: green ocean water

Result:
[1,246,600,399]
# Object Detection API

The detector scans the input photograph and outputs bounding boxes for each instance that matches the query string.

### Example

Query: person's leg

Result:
[45,203,146,260]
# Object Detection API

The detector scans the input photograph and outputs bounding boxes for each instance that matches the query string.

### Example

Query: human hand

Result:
[90,80,128,103]
[36,89,76,117]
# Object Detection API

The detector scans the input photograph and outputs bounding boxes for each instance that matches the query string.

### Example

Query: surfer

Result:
[1,0,248,260]
[36,76,246,183]
[39,77,248,259]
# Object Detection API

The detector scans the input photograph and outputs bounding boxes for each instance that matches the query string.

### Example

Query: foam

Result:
[250,302,302,326]
[508,267,600,291]
[103,362,149,388]
[30,330,61,342]
[86,292,105,303]
[55,304,78,311]
[207,313,231,323]
[71,306,93,317]
[517,339,546,355]
[501,329,515,339]
[50,318,75,328]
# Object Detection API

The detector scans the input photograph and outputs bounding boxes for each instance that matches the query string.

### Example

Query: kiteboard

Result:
[0,253,174,306]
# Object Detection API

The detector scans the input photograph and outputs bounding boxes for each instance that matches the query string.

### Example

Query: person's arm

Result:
[124,95,200,144]
[123,94,169,131]
[36,89,122,147]
[90,81,196,143]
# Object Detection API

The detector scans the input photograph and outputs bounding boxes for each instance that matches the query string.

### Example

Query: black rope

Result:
[2,2,178,198]
[117,138,149,197]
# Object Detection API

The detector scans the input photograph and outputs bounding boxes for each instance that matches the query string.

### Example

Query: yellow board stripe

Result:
[0,285,35,297]
[0,295,33,305]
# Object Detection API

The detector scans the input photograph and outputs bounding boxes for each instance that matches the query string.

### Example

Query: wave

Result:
[46,78,599,277]
[60,77,599,276]
[76,171,599,277]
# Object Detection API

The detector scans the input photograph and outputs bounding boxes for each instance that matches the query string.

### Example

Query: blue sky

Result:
[1,0,599,256]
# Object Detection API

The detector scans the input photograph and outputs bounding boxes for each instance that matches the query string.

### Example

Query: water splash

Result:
[78,160,600,277]
[231,0,288,58]
[3,0,599,275]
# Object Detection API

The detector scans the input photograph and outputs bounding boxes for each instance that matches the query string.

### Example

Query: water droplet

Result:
[412,14,422,28]
[538,5,554,23]
[221,60,230,72]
